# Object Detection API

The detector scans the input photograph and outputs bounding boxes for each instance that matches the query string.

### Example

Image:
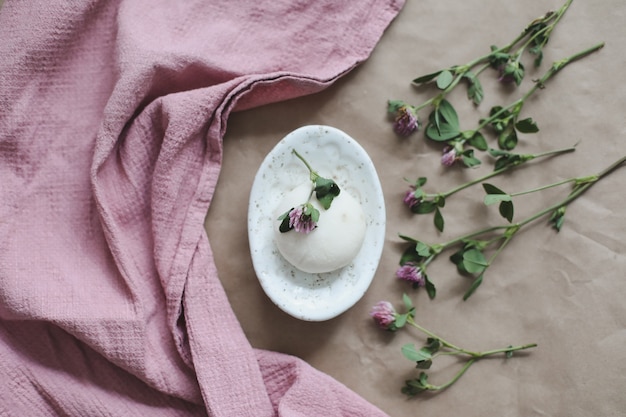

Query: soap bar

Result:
[273,182,367,273]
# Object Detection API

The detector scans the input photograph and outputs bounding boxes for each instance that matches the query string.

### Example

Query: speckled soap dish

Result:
[247,125,386,321]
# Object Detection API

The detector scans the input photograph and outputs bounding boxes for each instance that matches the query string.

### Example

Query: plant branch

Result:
[427,359,477,391]
[292,148,319,182]
[426,145,576,200]
[518,155,625,227]
[407,316,537,358]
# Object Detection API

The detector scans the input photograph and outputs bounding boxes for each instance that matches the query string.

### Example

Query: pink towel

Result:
[0,0,403,415]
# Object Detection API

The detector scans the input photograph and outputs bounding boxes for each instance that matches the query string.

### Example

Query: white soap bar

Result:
[273,182,367,273]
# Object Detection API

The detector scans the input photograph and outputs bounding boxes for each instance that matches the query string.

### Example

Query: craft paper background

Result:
[207,1,626,416]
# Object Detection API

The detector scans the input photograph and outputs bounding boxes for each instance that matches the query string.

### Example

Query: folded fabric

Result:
[0,0,403,415]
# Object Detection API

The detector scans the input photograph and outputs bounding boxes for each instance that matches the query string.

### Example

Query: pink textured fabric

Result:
[0,0,403,416]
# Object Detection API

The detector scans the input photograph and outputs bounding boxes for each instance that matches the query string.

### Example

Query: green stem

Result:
[463,9,543,72]
[472,42,604,135]
[474,62,491,77]
[421,155,625,298]
[456,155,624,254]
[427,359,477,391]
[426,145,576,201]
[432,225,508,253]
[482,225,519,276]
[420,254,436,271]
[424,339,536,392]
[478,343,538,357]
[440,166,509,198]
[457,156,623,299]
[413,96,436,112]
[414,148,584,251]
[514,0,572,57]
[292,149,319,182]
[451,156,624,249]
[458,225,519,300]
[407,317,537,358]
[492,227,518,259]
[530,0,573,52]
[522,42,605,103]
[412,6,561,113]
[407,316,468,353]
[412,0,577,118]
[415,67,472,111]
[509,177,577,198]
[517,155,625,228]
[475,98,521,133]
[532,145,578,159]
[432,351,466,358]
[596,155,626,179]
[417,29,528,111]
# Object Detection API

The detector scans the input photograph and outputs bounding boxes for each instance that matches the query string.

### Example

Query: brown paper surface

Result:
[205,1,626,415]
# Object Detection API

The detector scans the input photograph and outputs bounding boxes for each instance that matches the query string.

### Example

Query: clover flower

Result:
[497,64,516,84]
[497,61,525,85]
[369,301,397,330]
[376,1,603,399]
[388,100,419,137]
[288,204,318,234]
[393,105,420,136]
[277,149,340,234]
[441,145,459,167]
[396,262,425,287]
[403,187,421,210]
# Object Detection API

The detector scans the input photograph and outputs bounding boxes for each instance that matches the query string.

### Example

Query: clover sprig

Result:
[292,149,340,210]
[377,0,621,404]
[399,156,626,300]
[370,295,537,395]
[419,42,603,161]
[277,149,340,234]
[403,145,577,232]
[387,0,604,167]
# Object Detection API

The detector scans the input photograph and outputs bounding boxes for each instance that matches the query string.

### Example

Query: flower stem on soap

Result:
[277,149,341,233]
[292,149,340,210]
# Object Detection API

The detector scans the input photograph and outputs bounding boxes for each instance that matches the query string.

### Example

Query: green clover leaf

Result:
[314,176,340,210]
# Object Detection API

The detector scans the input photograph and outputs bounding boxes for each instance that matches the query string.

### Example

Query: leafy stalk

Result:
[393,296,536,396]
[389,0,604,167]
[479,42,604,150]
[405,316,536,358]
[404,145,576,231]
[410,0,575,110]
[400,155,626,299]
[292,149,340,210]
